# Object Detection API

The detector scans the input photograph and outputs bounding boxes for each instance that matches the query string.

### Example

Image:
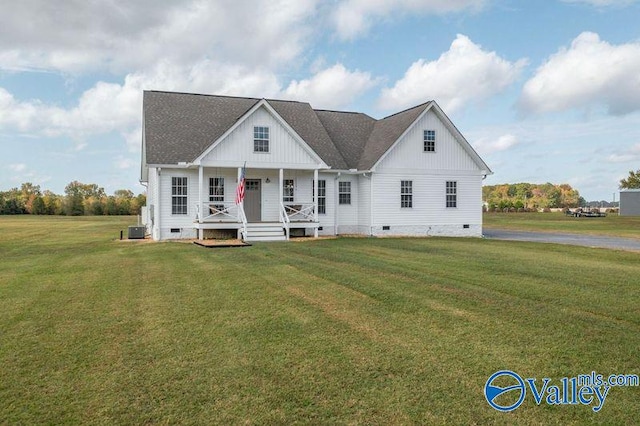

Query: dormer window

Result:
[424,130,435,152]
[254,126,269,152]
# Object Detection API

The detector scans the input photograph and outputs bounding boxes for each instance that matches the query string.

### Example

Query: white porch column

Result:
[279,168,284,206]
[237,166,243,239]
[313,169,319,238]
[237,166,243,210]
[198,166,203,239]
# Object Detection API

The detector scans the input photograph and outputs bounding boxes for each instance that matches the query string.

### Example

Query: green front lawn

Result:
[1,216,638,424]
[484,211,640,239]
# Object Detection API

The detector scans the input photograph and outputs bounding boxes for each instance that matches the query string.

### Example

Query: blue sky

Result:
[1,0,640,201]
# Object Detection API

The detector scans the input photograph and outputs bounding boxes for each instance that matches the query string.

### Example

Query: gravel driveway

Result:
[483,229,640,252]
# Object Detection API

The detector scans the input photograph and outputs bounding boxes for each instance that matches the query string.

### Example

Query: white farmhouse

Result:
[140,91,492,241]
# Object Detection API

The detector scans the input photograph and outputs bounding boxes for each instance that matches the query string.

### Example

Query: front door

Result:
[244,179,261,222]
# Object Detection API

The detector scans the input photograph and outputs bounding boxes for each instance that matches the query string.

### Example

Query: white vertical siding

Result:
[202,168,237,207]
[375,109,480,172]
[283,170,314,203]
[201,106,319,167]
[202,168,281,222]
[255,170,279,222]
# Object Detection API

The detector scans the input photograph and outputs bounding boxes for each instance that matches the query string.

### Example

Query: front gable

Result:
[373,106,491,174]
[198,102,326,169]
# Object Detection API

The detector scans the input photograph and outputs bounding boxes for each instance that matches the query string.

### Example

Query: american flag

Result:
[235,162,246,204]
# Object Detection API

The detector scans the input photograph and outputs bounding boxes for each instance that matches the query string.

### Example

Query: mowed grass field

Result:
[0,216,638,424]
[484,211,640,239]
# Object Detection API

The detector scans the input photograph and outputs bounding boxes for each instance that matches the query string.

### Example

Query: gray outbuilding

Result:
[619,189,640,216]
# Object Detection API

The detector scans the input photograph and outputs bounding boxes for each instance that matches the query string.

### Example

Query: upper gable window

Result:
[254,126,269,153]
[423,130,436,152]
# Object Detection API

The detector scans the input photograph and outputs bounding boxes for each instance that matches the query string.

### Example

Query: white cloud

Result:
[561,0,637,6]
[520,32,640,115]
[0,88,41,131]
[0,1,383,147]
[6,163,51,185]
[473,134,520,155]
[0,0,318,73]
[283,63,378,109]
[114,156,138,170]
[0,60,377,151]
[605,143,640,163]
[0,60,282,145]
[378,34,527,112]
[333,0,486,40]
[8,163,27,172]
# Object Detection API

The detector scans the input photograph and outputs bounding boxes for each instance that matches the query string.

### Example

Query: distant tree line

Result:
[483,182,585,211]
[0,181,146,216]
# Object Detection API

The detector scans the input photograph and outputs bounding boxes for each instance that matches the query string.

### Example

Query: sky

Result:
[1,0,640,201]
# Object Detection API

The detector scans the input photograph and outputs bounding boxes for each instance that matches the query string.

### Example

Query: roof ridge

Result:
[146,90,260,102]
[380,101,432,120]
[314,109,375,118]
[265,98,309,105]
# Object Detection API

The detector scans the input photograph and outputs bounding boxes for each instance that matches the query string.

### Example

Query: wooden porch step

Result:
[245,222,286,242]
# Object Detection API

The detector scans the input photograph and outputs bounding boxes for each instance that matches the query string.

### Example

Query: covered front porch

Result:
[193,166,321,241]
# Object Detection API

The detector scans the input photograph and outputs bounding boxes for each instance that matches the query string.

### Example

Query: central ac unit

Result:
[128,226,146,239]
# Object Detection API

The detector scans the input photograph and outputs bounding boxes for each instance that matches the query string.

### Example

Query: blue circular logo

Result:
[484,370,526,412]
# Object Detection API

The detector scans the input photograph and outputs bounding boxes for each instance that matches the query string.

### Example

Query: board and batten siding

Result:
[201,106,319,168]
[202,168,237,205]
[375,109,480,172]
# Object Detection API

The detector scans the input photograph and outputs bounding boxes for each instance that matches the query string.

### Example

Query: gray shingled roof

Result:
[357,102,431,170]
[267,100,348,170]
[143,91,475,172]
[144,91,258,165]
[315,110,376,169]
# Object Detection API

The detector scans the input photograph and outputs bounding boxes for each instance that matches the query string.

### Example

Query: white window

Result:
[172,177,188,215]
[401,180,413,208]
[446,181,457,208]
[424,130,436,152]
[317,180,326,214]
[283,179,294,202]
[254,126,269,152]
[209,177,224,209]
[339,181,351,205]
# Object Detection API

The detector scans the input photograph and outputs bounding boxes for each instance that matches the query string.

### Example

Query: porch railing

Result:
[279,202,290,240]
[283,202,316,222]
[196,201,248,240]
[198,201,243,222]
[238,204,247,241]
